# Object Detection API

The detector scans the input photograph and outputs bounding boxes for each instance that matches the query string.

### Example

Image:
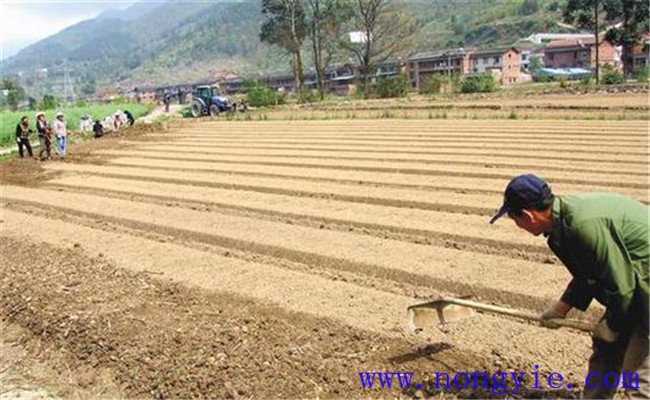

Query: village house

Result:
[469,47,522,85]
[544,37,619,70]
[263,72,296,92]
[632,34,650,70]
[407,48,472,91]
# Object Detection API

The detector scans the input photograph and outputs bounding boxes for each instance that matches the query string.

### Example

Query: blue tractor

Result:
[190,85,233,117]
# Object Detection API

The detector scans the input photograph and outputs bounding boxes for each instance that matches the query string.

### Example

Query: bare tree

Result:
[340,0,414,97]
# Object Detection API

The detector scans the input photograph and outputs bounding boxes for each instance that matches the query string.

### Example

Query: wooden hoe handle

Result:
[442,297,594,333]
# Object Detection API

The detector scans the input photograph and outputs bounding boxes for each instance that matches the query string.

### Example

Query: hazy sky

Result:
[0,1,139,60]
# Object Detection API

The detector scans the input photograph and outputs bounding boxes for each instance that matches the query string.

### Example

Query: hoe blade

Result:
[407,299,475,334]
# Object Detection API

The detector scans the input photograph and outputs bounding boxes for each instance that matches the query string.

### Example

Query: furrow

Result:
[124,141,648,165]
[105,158,650,200]
[100,152,649,189]
[128,146,647,177]
[0,207,591,378]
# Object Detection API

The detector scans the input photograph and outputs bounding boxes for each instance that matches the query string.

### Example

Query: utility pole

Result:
[594,0,600,84]
[63,63,76,104]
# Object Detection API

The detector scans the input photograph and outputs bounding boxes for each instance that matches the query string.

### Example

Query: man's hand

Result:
[593,319,618,343]
[16,138,21,143]
[540,300,572,329]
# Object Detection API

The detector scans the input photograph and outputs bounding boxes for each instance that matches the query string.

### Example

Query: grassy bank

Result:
[0,103,154,147]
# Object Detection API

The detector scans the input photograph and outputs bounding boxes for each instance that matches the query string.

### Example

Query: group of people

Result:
[14,109,136,160]
[15,112,67,160]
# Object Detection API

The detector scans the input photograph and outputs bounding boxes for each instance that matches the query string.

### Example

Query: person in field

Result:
[14,116,34,158]
[93,120,103,138]
[79,113,91,132]
[163,92,171,113]
[53,112,67,158]
[490,174,648,399]
[124,109,135,126]
[36,112,52,160]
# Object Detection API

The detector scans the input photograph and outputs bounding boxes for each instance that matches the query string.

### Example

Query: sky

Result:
[0,1,139,60]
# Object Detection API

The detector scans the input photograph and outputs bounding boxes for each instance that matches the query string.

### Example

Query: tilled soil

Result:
[2,237,567,399]
[1,118,646,398]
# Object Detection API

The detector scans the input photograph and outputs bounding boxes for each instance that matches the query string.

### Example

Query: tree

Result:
[340,0,415,98]
[81,76,97,97]
[40,95,58,110]
[1,79,25,111]
[520,0,539,15]
[529,56,544,74]
[260,0,308,98]
[564,0,649,78]
[603,0,649,76]
[564,0,606,83]
[305,0,350,100]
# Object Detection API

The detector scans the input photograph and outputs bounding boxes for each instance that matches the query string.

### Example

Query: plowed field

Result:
[1,119,648,398]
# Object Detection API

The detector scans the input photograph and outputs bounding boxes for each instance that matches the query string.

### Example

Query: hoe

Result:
[408,296,593,333]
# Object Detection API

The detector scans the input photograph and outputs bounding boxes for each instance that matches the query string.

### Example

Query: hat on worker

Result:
[489,174,553,224]
[56,112,64,118]
[35,111,45,118]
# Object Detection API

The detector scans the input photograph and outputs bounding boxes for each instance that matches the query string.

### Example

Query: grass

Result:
[0,103,154,148]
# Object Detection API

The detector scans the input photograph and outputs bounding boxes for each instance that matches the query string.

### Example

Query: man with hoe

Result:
[490,174,648,399]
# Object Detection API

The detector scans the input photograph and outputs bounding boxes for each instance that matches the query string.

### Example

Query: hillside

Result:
[2,0,573,97]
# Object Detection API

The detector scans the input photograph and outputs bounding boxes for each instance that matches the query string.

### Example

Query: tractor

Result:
[190,85,233,117]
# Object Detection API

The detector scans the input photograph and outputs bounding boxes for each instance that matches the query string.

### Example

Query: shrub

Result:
[299,88,319,103]
[372,75,408,99]
[601,64,625,85]
[243,80,284,107]
[460,74,498,93]
[420,75,447,95]
[557,76,569,88]
[634,66,649,83]
[40,95,59,110]
[579,74,594,86]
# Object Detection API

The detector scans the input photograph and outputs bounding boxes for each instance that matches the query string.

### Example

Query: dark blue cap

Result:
[489,174,553,224]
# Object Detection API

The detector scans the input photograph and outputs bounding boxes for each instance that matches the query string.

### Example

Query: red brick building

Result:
[544,37,619,70]
[469,47,522,85]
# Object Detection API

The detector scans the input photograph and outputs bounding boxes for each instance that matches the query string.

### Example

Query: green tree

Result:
[603,0,649,76]
[81,75,97,97]
[1,79,25,111]
[460,74,498,93]
[340,0,415,98]
[520,0,539,15]
[306,0,350,100]
[564,0,649,78]
[40,95,58,110]
[28,96,38,110]
[260,0,308,98]
[529,56,544,74]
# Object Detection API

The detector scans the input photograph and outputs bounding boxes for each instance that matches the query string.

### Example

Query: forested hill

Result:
[2,0,572,96]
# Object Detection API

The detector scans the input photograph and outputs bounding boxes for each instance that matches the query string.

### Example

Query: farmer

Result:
[490,174,649,399]
[163,92,171,113]
[113,112,123,130]
[124,109,135,126]
[79,113,91,132]
[93,120,103,138]
[36,112,52,160]
[14,116,34,158]
[53,112,67,158]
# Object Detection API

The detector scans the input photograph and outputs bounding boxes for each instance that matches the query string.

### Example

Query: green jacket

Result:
[547,193,649,334]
